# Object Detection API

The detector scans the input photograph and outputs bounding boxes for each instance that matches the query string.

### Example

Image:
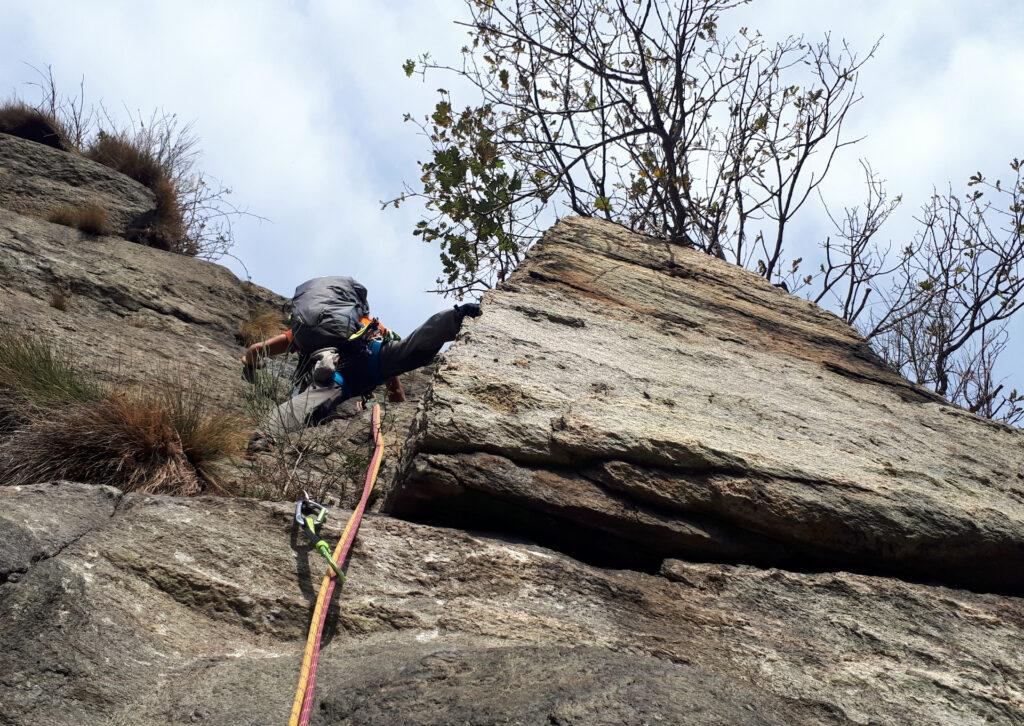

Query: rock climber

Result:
[240,276,480,435]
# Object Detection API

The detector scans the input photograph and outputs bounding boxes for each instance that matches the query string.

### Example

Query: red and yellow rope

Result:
[288,403,385,726]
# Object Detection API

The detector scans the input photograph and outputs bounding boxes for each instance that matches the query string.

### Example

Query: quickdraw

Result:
[288,402,385,726]
[294,495,342,579]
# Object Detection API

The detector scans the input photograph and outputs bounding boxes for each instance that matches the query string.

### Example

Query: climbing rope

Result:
[288,402,385,726]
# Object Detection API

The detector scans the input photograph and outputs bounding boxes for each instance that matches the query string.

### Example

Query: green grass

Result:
[243,363,293,421]
[0,334,250,494]
[0,330,105,406]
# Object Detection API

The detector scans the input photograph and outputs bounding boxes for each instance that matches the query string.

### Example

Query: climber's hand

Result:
[455,302,482,319]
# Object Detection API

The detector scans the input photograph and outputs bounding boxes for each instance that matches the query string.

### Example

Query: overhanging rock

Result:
[385,216,1024,593]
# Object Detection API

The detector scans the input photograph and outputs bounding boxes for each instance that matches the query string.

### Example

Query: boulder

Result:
[0,132,156,237]
[385,217,1024,593]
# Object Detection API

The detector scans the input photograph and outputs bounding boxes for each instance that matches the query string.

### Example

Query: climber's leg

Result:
[265,385,350,438]
[377,307,464,380]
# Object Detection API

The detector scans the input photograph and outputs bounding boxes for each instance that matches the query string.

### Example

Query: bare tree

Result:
[25,64,95,149]
[783,160,904,327]
[392,0,874,296]
[867,160,1024,423]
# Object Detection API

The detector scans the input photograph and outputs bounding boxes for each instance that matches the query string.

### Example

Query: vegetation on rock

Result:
[0,101,72,150]
[396,0,1024,425]
[1,67,246,260]
[47,202,111,236]
[0,331,248,494]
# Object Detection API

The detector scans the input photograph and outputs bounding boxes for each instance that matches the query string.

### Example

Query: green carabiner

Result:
[296,496,344,578]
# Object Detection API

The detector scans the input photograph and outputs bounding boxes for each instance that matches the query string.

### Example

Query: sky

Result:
[1,0,1021,393]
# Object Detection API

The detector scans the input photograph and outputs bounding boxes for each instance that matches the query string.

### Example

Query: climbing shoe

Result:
[455,302,482,319]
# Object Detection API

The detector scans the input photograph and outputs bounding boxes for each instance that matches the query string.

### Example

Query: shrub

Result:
[234,426,366,504]
[47,203,111,236]
[0,101,72,150]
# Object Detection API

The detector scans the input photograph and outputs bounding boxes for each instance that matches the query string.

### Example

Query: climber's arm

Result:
[241,330,292,366]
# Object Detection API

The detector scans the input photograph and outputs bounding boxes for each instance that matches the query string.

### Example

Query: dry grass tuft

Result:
[0,101,72,150]
[239,309,286,346]
[1,393,202,493]
[47,203,111,236]
[159,375,251,485]
[49,289,70,311]
[85,132,188,252]
[0,332,250,495]
[0,383,250,494]
[85,130,164,187]
[146,176,188,253]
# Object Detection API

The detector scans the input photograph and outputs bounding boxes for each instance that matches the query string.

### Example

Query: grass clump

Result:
[239,309,286,346]
[6,67,246,260]
[0,331,250,494]
[49,289,71,311]
[0,101,72,150]
[47,203,111,236]
[0,331,104,407]
[160,375,251,484]
[1,387,248,494]
[85,130,164,187]
[85,131,187,252]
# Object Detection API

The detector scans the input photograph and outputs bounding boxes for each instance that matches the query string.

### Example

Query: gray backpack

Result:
[289,276,371,385]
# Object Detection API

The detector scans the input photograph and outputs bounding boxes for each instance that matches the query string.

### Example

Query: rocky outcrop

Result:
[0,132,157,237]
[0,207,281,406]
[385,217,1024,593]
[2,482,1022,726]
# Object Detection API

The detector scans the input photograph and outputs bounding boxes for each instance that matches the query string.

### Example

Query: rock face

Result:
[2,135,1024,726]
[3,482,1023,726]
[0,132,157,237]
[0,207,282,406]
[385,217,1024,593]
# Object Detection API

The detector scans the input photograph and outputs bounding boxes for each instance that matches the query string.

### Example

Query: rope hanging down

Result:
[288,402,385,726]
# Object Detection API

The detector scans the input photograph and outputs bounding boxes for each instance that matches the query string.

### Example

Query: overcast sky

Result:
[2,0,1021,392]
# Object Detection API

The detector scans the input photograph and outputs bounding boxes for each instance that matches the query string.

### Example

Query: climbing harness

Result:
[288,402,386,726]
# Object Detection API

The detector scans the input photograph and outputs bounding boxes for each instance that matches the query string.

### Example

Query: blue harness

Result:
[331,340,384,400]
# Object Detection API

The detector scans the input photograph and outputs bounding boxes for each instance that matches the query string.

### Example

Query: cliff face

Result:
[386,217,1024,593]
[0,133,156,237]
[1,132,1023,725]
